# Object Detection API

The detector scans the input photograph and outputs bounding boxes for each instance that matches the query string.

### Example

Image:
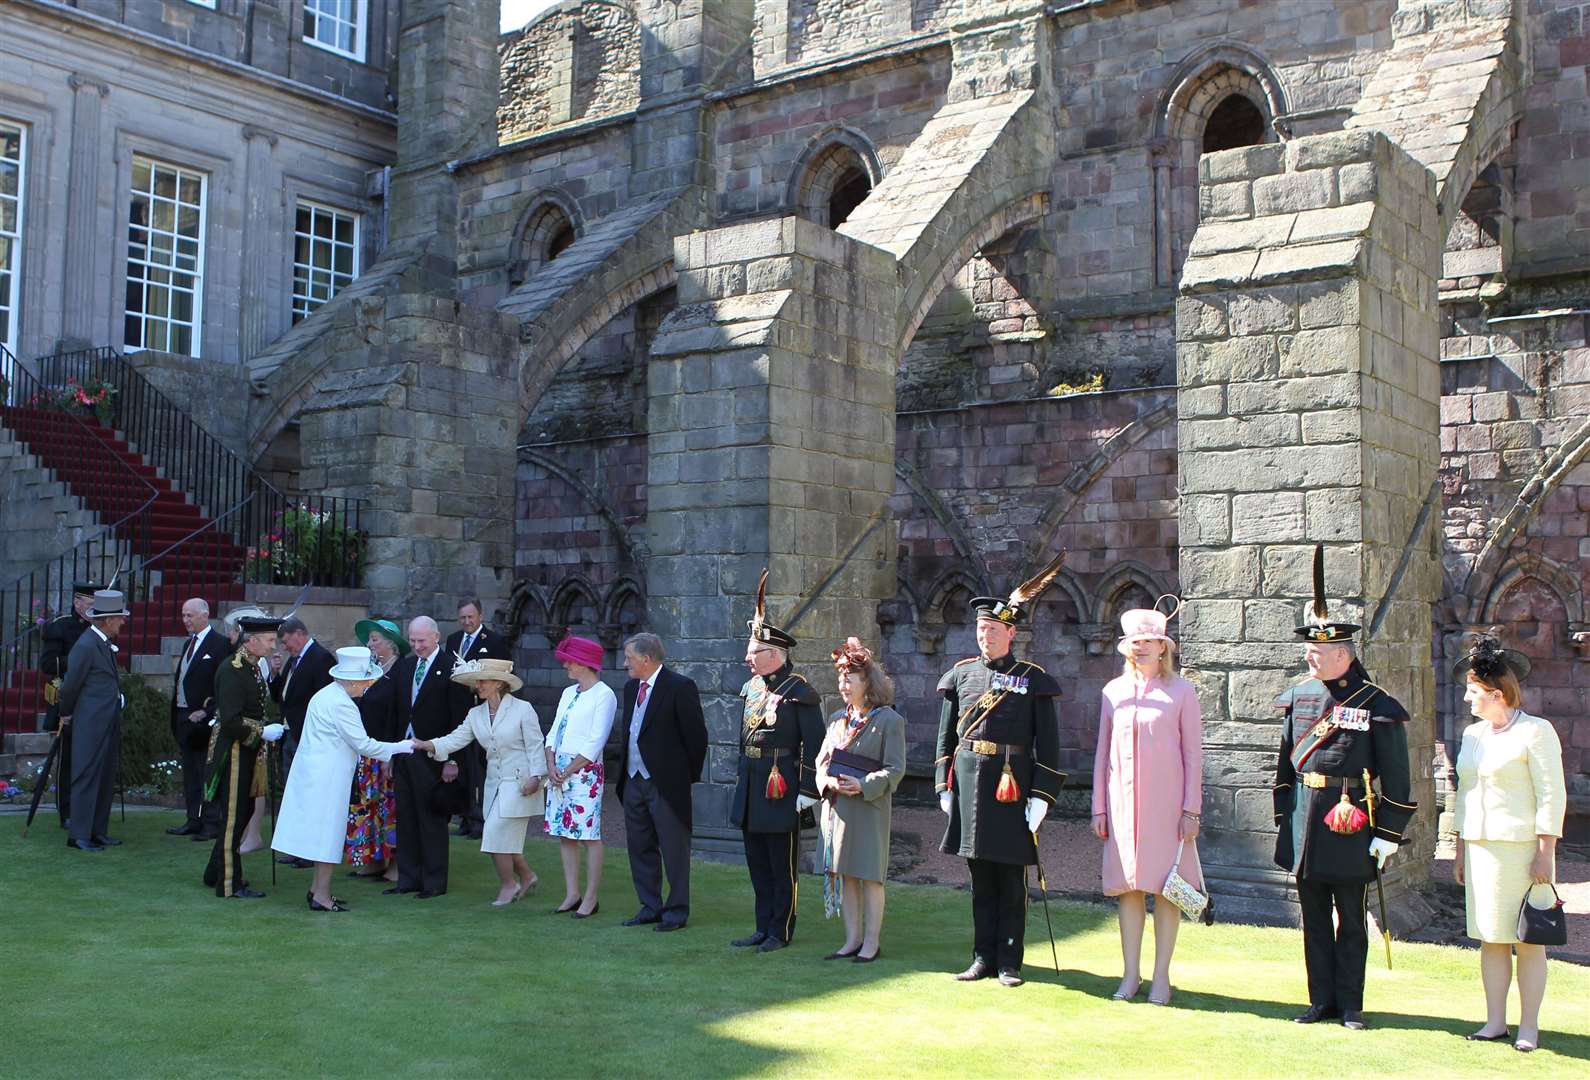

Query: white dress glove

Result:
[1368,837,1398,869]
[260,723,285,743]
[1025,797,1049,833]
[795,794,817,812]
[939,791,953,816]
[389,739,415,756]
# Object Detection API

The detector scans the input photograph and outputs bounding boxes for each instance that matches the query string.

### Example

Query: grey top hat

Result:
[88,589,131,618]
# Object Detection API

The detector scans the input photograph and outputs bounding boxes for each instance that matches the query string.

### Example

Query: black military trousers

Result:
[203,748,257,897]
[744,829,799,943]
[969,857,1028,972]
[460,743,486,835]
[1298,878,1369,1012]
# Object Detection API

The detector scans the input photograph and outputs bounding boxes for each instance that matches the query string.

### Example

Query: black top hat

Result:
[1294,544,1361,643]
[72,582,102,598]
[235,614,284,634]
[747,569,798,651]
[970,550,1069,626]
[1453,630,1531,683]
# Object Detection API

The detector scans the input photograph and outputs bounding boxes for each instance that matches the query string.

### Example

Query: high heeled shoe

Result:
[1111,980,1142,1001]
[572,902,600,920]
[307,894,349,912]
[515,875,538,900]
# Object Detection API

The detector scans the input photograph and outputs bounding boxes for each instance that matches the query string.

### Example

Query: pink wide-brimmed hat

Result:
[554,634,605,671]
[1116,595,1182,656]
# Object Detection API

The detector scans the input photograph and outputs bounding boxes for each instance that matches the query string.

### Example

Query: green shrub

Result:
[119,672,179,791]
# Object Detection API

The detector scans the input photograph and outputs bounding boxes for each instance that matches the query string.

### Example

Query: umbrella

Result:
[21,732,64,837]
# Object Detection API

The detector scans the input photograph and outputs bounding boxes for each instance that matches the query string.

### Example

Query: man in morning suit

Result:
[617,632,707,932]
[387,616,470,898]
[57,589,131,851]
[936,553,1068,988]
[445,598,512,840]
[39,581,98,827]
[268,616,335,775]
[167,598,226,836]
[730,570,825,953]
[1273,546,1415,1031]
[203,613,285,898]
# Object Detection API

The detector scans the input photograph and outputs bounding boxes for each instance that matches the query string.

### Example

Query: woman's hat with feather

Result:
[970,550,1068,626]
[1294,544,1361,643]
[747,568,798,650]
[1453,628,1531,683]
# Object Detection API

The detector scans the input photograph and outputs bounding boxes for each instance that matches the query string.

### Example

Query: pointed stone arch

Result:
[1478,551,1586,628]
[1094,560,1171,625]
[787,127,884,230]
[549,575,603,633]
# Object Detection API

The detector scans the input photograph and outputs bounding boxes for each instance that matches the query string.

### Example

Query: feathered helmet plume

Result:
[970,550,1068,625]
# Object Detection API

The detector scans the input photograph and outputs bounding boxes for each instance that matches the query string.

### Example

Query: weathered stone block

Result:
[1231,491,1306,543]
[1253,169,1336,215]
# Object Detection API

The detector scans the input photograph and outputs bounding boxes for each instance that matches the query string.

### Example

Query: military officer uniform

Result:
[38,582,98,827]
[935,587,1065,987]
[729,572,826,953]
[1273,548,1415,1029]
[203,614,280,899]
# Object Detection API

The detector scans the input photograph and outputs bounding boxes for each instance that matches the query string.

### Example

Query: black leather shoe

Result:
[415,890,444,899]
[276,854,297,864]
[998,969,1025,987]
[382,886,418,895]
[655,921,685,933]
[1463,1029,1510,1042]
[852,949,881,964]
[731,932,768,948]
[167,822,201,836]
[623,914,661,927]
[91,836,123,846]
[572,903,600,920]
[1293,1005,1341,1024]
[192,832,219,842]
[66,839,104,851]
[231,888,266,899]
[954,960,991,982]
[756,937,788,953]
[1341,1011,1368,1031]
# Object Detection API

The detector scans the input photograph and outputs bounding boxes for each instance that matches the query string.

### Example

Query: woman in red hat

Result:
[544,634,617,918]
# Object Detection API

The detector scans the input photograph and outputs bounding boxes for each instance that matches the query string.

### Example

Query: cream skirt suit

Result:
[1453,711,1566,943]
[430,695,547,855]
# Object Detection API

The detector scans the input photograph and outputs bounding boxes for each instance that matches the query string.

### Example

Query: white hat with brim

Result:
[1116,608,1176,656]
[451,657,522,693]
[328,646,382,682]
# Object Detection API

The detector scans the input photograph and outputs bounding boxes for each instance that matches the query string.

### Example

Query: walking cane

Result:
[267,743,280,887]
[1031,830,1061,976]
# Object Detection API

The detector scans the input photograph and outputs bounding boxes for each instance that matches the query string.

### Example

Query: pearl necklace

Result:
[1485,708,1519,736]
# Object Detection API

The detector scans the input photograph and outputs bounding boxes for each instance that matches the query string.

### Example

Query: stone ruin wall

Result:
[498,1,642,145]
[463,0,1590,817]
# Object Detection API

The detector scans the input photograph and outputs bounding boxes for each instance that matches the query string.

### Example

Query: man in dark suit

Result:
[57,589,130,851]
[616,632,707,932]
[444,598,512,839]
[387,615,470,898]
[267,616,335,776]
[38,582,98,828]
[167,598,226,836]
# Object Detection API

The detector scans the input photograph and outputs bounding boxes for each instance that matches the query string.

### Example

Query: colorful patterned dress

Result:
[346,670,399,866]
[543,680,617,841]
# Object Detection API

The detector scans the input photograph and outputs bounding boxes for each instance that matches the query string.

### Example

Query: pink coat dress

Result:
[1092,673,1203,896]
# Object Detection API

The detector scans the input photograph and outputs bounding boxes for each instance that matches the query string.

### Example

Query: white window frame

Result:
[124,156,208,358]
[0,119,27,372]
[302,0,368,63]
[186,1,217,9]
[291,199,361,323]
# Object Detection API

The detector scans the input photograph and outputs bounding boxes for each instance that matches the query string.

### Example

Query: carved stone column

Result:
[60,74,109,350]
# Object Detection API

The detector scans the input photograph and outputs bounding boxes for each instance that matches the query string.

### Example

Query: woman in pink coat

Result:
[1091,599,1203,1006]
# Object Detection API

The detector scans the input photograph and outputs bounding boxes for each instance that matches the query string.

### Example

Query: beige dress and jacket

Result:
[1453,710,1566,943]
[815,705,907,883]
[429,695,547,855]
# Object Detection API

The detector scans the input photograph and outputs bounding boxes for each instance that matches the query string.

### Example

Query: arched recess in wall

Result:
[549,575,603,634]
[1094,560,1169,625]
[506,581,552,645]
[603,576,647,647]
[1478,551,1586,632]
[508,192,583,290]
[1153,45,1288,287]
[787,127,883,230]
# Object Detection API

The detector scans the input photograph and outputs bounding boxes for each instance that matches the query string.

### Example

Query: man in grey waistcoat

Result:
[57,589,130,852]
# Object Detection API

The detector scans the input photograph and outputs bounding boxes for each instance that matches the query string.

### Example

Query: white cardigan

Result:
[430,695,548,819]
[1453,710,1566,843]
[547,680,617,763]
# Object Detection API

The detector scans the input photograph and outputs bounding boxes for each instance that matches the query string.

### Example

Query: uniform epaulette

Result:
[1016,659,1048,674]
[230,653,246,669]
[954,656,977,667]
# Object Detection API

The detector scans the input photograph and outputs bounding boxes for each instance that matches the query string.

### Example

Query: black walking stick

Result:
[1031,829,1061,977]
[267,742,280,887]
[21,732,63,837]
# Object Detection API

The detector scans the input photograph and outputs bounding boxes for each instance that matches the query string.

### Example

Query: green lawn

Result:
[5,813,1587,1078]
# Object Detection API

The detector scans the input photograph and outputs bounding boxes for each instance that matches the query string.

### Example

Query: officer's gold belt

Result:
[1300,772,1363,789]
[960,739,1028,756]
[743,746,785,760]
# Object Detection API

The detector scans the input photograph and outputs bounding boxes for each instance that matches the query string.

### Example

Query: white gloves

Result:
[1025,797,1049,833]
[796,794,817,812]
[939,791,952,816]
[1369,837,1398,869]
[261,723,285,743]
[390,739,415,756]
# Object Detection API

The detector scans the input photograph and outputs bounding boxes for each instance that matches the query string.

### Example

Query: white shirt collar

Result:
[90,625,109,643]
[192,625,211,648]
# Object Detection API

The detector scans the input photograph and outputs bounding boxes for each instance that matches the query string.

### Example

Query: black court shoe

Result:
[1462,1029,1510,1042]
[1293,1005,1340,1024]
[308,894,349,912]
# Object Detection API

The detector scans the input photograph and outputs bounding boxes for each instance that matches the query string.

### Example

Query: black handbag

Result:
[826,747,884,781]
[1515,883,1567,947]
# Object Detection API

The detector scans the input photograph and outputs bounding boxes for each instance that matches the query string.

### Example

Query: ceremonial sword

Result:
[1363,768,1392,970]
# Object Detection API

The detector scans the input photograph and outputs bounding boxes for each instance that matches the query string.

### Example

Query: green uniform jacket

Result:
[935,653,1063,866]
[731,664,825,834]
[1272,661,1417,884]
[205,650,269,797]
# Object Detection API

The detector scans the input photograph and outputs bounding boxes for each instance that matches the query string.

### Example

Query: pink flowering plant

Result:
[245,504,366,586]
[30,377,118,426]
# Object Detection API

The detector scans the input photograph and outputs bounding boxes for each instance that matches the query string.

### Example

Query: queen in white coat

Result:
[272,647,413,911]
[412,658,546,906]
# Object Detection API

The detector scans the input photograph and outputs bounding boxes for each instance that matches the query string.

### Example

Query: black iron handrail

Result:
[0,344,159,732]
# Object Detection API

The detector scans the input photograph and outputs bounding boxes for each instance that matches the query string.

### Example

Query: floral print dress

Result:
[542,681,615,841]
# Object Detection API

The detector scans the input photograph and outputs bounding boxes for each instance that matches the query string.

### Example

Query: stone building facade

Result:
[3,0,1587,921]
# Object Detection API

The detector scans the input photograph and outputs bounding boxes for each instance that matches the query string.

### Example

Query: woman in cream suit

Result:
[1451,633,1566,1053]
[413,658,546,906]
[272,647,414,912]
